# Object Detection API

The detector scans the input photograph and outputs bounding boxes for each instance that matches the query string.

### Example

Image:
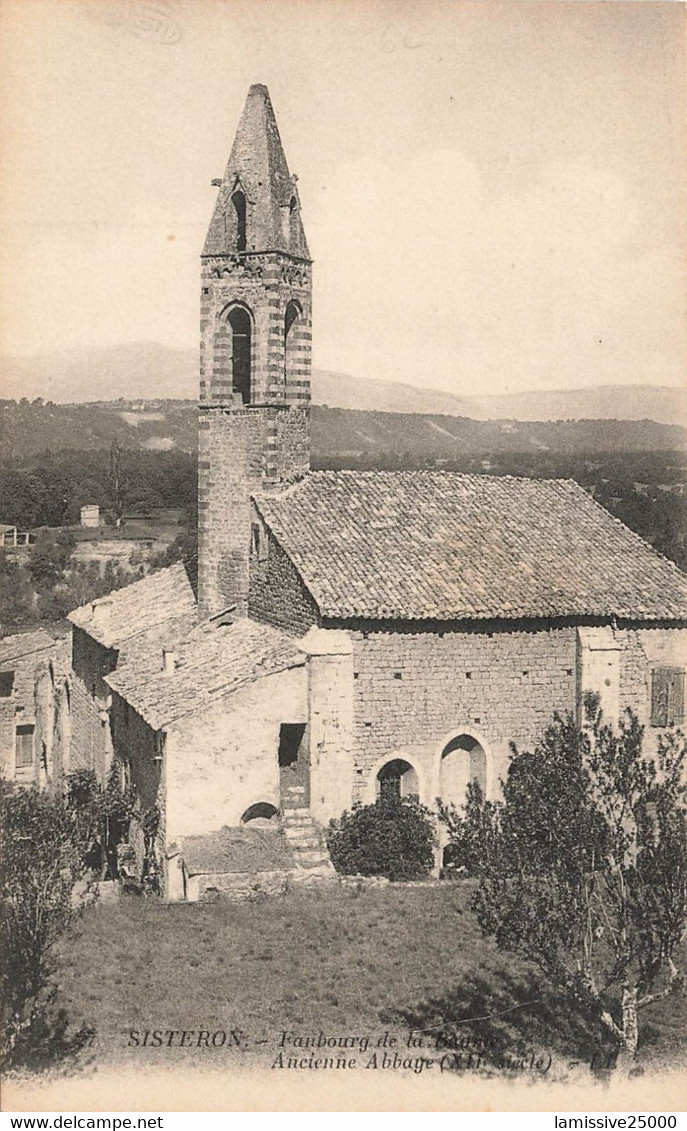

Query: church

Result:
[66,85,687,900]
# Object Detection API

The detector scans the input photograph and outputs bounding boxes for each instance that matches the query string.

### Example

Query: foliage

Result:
[438,781,499,876]
[446,707,687,1067]
[327,795,436,881]
[65,764,137,880]
[0,779,94,1067]
[0,544,142,634]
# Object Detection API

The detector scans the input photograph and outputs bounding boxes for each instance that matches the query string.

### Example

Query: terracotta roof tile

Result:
[67,563,196,649]
[106,617,305,730]
[255,471,687,623]
[0,630,56,664]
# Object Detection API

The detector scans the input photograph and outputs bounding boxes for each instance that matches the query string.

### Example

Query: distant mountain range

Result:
[1,342,685,427]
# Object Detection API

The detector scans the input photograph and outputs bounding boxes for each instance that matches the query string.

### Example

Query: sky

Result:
[0,0,685,397]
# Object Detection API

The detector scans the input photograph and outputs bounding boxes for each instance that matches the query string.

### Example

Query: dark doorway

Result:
[278,722,309,809]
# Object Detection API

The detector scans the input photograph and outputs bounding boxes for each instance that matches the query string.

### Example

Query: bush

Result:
[438,781,498,876]
[326,795,436,881]
[0,779,94,1067]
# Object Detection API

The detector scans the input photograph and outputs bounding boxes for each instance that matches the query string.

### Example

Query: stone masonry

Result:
[197,84,312,619]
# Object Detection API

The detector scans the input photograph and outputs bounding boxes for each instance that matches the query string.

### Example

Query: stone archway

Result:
[375,758,420,802]
[439,733,487,810]
[240,802,279,828]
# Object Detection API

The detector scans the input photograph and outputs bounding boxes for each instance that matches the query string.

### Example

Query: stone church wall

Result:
[348,624,578,806]
[248,517,319,637]
[619,626,687,756]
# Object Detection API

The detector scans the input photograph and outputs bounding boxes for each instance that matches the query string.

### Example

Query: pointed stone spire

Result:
[203,84,310,259]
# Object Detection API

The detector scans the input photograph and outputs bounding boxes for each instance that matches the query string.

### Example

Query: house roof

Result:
[106,616,305,730]
[0,629,56,666]
[67,562,196,649]
[255,470,687,623]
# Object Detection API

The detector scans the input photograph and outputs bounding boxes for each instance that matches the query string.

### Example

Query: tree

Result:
[0,780,93,1065]
[443,705,687,1070]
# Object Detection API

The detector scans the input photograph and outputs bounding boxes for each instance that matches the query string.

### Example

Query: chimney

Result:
[92,597,113,630]
[162,648,177,675]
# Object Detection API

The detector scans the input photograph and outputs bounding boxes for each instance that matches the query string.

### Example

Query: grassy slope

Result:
[54,885,686,1079]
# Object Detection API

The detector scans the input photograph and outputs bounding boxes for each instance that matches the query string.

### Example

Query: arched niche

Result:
[375,757,420,802]
[240,802,279,828]
[231,190,247,252]
[284,299,302,393]
[439,733,488,811]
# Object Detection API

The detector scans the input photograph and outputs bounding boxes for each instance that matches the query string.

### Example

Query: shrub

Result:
[438,781,499,876]
[0,779,94,1066]
[327,795,436,881]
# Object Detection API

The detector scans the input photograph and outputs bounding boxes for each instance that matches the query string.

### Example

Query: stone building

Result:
[67,562,196,783]
[0,630,71,788]
[69,84,687,898]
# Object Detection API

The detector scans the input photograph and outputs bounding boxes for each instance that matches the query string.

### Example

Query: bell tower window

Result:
[284,300,301,391]
[232,190,247,252]
[228,306,252,404]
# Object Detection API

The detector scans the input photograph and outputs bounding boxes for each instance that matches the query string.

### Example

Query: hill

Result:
[2,342,685,425]
[1,400,685,464]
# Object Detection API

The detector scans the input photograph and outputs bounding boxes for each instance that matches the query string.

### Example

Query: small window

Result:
[15,724,35,769]
[278,723,306,768]
[251,518,268,563]
[651,666,685,727]
[0,671,15,697]
[232,190,247,252]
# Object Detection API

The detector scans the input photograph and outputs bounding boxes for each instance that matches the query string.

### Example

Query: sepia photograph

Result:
[1,0,686,1116]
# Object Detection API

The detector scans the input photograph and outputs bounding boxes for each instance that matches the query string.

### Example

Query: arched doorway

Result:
[437,733,488,872]
[439,733,487,811]
[375,758,419,802]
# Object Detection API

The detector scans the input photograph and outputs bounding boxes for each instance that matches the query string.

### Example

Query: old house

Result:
[0,630,71,787]
[67,562,196,783]
[68,85,687,898]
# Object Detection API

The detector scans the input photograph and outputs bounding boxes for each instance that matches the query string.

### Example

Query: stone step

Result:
[281,827,319,845]
[294,849,331,866]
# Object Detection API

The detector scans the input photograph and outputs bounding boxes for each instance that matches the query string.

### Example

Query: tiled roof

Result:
[0,629,56,665]
[255,471,687,623]
[106,617,305,730]
[67,563,196,649]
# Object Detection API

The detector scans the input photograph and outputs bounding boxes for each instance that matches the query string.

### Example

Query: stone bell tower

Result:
[198,84,312,619]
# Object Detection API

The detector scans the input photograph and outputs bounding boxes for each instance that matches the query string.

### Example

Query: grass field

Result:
[49,883,686,1081]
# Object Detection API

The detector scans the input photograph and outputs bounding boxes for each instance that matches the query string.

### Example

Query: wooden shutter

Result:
[651,666,685,727]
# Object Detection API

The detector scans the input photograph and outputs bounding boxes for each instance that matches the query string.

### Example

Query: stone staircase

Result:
[281,806,336,873]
